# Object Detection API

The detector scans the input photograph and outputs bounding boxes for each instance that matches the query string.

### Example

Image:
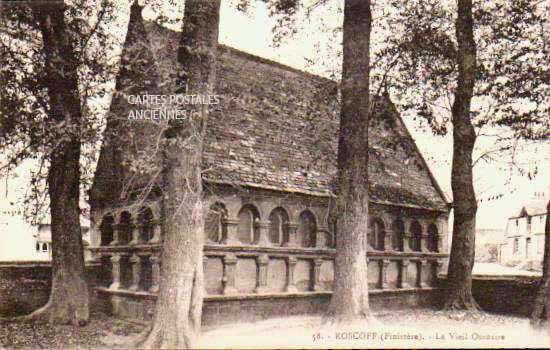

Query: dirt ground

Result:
[1,309,548,349]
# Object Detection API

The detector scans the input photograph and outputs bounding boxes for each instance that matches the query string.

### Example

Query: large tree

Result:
[444,0,478,311]
[134,0,222,348]
[531,200,550,326]
[325,0,373,323]
[379,0,548,311]
[236,0,376,322]
[0,0,116,325]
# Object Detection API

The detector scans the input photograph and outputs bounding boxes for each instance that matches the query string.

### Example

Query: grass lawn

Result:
[1,309,548,349]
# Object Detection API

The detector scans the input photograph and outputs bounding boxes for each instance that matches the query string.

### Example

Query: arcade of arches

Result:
[89,187,449,321]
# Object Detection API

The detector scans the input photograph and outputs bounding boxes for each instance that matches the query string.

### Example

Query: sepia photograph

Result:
[0,0,549,348]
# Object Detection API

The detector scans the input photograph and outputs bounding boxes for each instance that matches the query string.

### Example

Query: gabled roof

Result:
[90,13,450,213]
[511,199,549,218]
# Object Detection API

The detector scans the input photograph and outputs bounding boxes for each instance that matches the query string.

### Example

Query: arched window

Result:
[427,224,439,252]
[118,211,132,245]
[237,205,259,244]
[410,221,422,252]
[36,242,40,252]
[391,219,405,251]
[297,210,317,247]
[100,215,114,246]
[42,243,48,252]
[205,202,227,243]
[269,207,289,245]
[138,207,154,244]
[369,218,385,251]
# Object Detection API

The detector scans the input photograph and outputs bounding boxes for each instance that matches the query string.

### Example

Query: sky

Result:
[1,0,549,231]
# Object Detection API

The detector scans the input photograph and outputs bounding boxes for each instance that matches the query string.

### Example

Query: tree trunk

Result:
[443,0,479,311]
[531,201,550,326]
[135,0,221,348]
[22,1,89,326]
[324,0,372,324]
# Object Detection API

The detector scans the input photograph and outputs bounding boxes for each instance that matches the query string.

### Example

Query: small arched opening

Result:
[297,210,317,248]
[205,202,227,243]
[118,211,132,245]
[391,219,405,251]
[100,215,114,246]
[138,207,154,244]
[237,204,260,244]
[269,207,289,245]
[369,218,386,251]
[427,223,439,252]
[410,220,422,252]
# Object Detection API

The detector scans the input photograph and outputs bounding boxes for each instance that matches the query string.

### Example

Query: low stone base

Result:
[96,288,442,326]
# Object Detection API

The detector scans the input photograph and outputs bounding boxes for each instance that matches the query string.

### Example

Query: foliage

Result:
[378,0,549,141]
[0,0,120,222]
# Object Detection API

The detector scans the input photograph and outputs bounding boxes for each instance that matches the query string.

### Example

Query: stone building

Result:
[88,4,451,325]
[501,193,548,267]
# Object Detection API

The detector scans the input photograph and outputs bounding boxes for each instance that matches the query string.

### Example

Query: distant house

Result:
[501,195,548,267]
[0,210,91,262]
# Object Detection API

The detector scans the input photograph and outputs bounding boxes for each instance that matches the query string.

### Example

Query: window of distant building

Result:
[42,243,48,252]
[36,243,40,252]
[515,219,519,226]
[527,216,532,225]
[513,238,519,254]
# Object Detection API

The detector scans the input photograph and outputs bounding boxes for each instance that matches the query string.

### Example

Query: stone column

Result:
[255,221,271,246]
[129,254,141,291]
[403,233,412,252]
[149,220,161,244]
[255,254,269,293]
[285,256,298,292]
[385,228,395,252]
[109,253,121,289]
[109,224,120,246]
[379,259,390,289]
[399,259,410,289]
[129,221,140,246]
[222,218,240,245]
[416,260,428,288]
[316,224,330,248]
[282,222,298,247]
[421,233,429,252]
[222,253,238,295]
[434,260,443,282]
[149,253,160,293]
[312,258,324,291]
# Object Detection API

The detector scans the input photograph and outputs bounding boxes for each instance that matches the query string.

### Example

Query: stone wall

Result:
[472,276,540,317]
[437,275,541,317]
[0,262,102,317]
[96,288,442,327]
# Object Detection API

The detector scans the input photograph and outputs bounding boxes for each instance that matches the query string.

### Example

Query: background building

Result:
[501,191,548,269]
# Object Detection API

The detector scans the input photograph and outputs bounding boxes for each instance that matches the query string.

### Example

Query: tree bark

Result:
[443,0,479,311]
[324,0,372,324]
[531,201,550,326]
[135,0,221,348]
[22,1,89,325]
